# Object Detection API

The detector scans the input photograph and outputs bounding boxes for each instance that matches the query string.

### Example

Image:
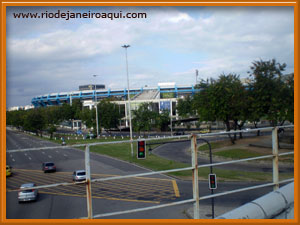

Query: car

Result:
[173,131,185,136]
[6,165,12,177]
[18,183,38,203]
[42,162,56,173]
[72,170,86,182]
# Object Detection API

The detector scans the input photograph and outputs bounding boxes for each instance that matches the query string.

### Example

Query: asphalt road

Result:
[6,128,284,219]
[151,133,294,173]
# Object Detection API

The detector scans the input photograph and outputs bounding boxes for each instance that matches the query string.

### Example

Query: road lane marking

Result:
[56,151,59,153]
[48,155,52,158]
[12,159,15,162]
[24,153,27,156]
[38,191,160,204]
[42,152,45,154]
[28,157,32,160]
[63,154,67,157]
[7,169,176,204]
[172,180,180,197]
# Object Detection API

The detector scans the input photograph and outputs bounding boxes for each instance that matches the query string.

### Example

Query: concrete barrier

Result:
[216,182,294,219]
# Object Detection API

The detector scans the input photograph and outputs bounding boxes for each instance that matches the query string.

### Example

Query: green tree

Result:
[71,99,83,120]
[194,74,247,143]
[80,107,94,128]
[6,109,26,129]
[248,59,291,127]
[156,110,170,131]
[132,103,156,135]
[97,100,122,131]
[23,108,46,136]
[61,103,73,121]
[177,96,194,118]
[285,74,294,123]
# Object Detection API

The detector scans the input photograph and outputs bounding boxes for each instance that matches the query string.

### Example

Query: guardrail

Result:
[7,125,294,219]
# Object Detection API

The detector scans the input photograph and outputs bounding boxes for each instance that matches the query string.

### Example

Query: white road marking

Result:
[28,157,32,160]
[56,151,59,153]
[48,155,52,158]
[42,152,45,154]
[24,153,27,156]
[63,154,67,157]
[10,155,13,158]
[12,159,15,162]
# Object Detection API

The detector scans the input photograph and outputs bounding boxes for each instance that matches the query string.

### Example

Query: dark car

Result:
[42,162,56,173]
[173,131,185,136]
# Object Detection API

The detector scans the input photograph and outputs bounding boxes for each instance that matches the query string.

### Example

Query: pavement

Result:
[185,204,237,219]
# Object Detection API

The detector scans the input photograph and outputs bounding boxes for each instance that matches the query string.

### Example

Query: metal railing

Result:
[6,125,294,219]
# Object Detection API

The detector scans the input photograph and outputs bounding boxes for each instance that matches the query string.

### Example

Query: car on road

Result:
[72,170,86,182]
[42,162,56,173]
[18,183,38,203]
[6,165,12,177]
[173,131,185,136]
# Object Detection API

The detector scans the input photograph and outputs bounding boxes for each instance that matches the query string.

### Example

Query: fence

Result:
[7,125,294,219]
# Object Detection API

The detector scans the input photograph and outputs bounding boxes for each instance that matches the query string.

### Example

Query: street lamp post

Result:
[93,75,100,138]
[122,45,134,157]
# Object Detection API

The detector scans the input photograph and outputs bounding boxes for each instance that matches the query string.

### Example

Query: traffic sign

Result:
[209,174,217,189]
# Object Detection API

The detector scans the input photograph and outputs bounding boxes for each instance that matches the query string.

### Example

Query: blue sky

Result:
[6,6,294,108]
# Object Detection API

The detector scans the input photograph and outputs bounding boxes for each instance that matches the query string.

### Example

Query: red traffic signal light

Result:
[137,141,146,159]
[209,174,217,189]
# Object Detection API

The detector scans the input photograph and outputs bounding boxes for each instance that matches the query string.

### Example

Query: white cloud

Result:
[6,6,294,107]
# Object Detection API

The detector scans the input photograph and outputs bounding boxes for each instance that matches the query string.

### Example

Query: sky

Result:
[6,6,294,108]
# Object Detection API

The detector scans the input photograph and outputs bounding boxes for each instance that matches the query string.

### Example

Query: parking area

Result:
[7,169,180,204]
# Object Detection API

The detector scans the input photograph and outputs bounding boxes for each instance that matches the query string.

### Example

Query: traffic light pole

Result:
[198,138,214,219]
[191,134,199,219]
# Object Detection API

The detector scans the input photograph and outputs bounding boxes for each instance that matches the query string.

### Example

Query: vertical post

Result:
[272,127,279,190]
[95,87,99,138]
[85,145,93,219]
[191,134,199,219]
[122,45,133,157]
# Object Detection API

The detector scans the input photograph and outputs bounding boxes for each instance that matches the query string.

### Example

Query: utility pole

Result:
[122,45,134,157]
[93,75,100,138]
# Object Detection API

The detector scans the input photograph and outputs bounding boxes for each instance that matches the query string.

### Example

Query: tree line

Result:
[7,59,293,138]
[177,58,294,140]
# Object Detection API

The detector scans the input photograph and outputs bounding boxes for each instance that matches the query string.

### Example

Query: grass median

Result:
[39,134,294,181]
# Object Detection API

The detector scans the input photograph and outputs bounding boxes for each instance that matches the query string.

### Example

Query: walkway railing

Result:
[6,125,294,219]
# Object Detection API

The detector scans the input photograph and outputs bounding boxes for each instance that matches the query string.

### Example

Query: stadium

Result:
[31,83,201,127]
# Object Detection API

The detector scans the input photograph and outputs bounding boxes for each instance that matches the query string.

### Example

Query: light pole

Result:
[93,75,100,138]
[122,45,134,157]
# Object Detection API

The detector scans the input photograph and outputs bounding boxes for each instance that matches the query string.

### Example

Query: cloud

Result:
[6,6,294,107]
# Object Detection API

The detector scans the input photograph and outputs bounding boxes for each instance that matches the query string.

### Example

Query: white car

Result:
[72,170,86,182]
[18,183,38,203]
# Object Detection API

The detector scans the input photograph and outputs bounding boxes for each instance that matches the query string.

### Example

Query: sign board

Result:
[159,101,171,111]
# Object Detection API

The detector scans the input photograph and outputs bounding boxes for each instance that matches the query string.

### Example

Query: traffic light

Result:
[137,141,146,159]
[209,174,217,189]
